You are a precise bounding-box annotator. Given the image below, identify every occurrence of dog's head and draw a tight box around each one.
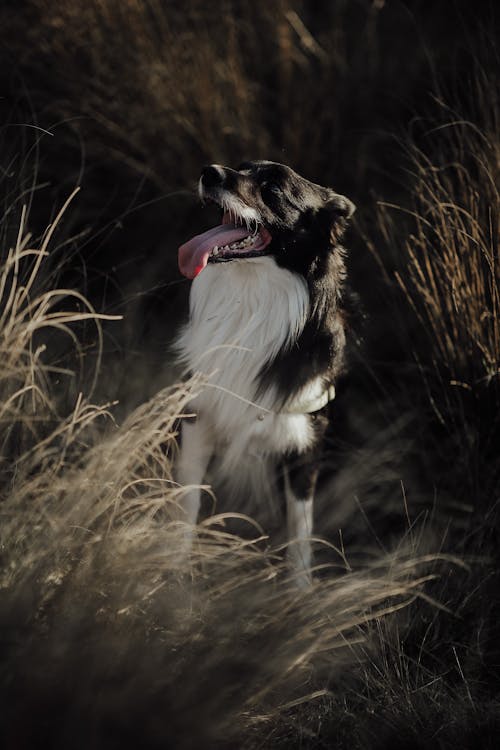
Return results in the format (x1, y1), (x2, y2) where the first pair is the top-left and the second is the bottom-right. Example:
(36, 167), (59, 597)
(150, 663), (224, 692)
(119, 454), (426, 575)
(178, 160), (355, 279)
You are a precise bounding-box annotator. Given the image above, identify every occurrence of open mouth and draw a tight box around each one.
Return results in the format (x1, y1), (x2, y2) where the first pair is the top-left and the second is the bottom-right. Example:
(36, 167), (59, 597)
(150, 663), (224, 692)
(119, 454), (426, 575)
(178, 205), (272, 280)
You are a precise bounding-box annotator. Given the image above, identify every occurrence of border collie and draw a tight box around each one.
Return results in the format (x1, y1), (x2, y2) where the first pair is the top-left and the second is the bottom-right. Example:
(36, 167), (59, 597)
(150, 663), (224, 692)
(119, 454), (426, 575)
(175, 160), (354, 586)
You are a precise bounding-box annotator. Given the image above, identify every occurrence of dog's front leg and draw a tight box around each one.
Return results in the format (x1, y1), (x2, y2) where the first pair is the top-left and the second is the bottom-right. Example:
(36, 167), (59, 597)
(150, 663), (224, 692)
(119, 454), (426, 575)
(284, 461), (319, 588)
(176, 414), (213, 558)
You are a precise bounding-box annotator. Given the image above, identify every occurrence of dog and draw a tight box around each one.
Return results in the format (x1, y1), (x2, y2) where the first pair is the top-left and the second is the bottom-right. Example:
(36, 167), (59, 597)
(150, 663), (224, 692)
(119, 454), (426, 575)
(175, 160), (354, 586)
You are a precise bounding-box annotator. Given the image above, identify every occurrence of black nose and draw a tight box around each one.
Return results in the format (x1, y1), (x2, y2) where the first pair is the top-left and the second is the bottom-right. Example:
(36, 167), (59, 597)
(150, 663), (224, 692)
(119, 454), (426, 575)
(201, 164), (225, 188)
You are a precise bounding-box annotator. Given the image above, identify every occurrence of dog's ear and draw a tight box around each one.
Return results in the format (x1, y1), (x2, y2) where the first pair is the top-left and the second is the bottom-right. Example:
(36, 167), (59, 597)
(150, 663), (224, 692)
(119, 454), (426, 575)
(323, 192), (356, 241)
(297, 191), (355, 239)
(325, 192), (356, 220)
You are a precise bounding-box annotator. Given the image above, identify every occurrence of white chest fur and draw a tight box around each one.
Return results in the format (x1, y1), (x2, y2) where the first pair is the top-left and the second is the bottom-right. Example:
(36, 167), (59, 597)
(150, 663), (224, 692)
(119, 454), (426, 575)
(175, 258), (316, 473)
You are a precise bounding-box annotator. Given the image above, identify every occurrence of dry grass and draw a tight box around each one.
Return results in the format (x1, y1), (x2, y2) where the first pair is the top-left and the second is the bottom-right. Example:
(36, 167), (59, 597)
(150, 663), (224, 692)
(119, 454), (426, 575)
(364, 66), (500, 508)
(4, 0), (422, 193)
(0, 189), (120, 478)
(0, 188), (457, 748)
(1, 2), (499, 747)
(394, 111), (499, 391)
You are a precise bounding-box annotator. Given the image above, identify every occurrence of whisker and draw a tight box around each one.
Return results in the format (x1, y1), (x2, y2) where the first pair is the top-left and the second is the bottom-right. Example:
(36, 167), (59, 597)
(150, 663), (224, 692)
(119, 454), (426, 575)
(206, 190), (261, 231)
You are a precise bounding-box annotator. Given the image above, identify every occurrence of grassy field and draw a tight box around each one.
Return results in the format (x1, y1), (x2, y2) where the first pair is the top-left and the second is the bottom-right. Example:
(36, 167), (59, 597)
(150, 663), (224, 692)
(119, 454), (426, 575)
(0, 1), (499, 747)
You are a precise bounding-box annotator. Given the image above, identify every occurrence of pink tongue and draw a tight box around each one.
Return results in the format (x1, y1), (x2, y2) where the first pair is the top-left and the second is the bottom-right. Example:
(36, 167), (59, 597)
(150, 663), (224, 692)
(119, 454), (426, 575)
(178, 223), (252, 279)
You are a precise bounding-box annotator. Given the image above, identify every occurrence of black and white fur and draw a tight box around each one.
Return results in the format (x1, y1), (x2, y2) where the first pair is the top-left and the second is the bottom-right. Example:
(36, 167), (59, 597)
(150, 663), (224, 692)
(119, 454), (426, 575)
(175, 161), (354, 585)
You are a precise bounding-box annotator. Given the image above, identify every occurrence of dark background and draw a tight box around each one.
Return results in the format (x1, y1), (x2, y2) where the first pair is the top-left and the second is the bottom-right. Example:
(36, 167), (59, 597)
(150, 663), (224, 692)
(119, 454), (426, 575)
(1, 1), (499, 747)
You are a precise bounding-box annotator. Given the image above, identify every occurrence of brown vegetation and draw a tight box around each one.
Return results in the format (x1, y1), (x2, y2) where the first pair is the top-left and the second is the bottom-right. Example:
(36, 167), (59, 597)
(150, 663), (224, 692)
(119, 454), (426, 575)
(0, 2), (499, 747)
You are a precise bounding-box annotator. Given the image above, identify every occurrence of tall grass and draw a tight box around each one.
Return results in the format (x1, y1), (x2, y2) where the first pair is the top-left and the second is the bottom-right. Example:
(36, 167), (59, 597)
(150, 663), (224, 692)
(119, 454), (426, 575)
(0, 189), (119, 480)
(369, 78), (500, 510)
(396, 116), (499, 393)
(2, 0), (431, 192)
(1, 2), (499, 747)
(0, 180), (456, 748)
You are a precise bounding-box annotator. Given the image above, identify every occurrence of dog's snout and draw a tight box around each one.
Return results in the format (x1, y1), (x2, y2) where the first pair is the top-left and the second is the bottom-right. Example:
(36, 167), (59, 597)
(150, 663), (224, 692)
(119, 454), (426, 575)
(201, 164), (225, 188)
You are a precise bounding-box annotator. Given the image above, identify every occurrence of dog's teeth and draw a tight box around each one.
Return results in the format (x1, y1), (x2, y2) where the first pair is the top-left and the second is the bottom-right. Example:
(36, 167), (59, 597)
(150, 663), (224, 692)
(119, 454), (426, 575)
(211, 233), (259, 257)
